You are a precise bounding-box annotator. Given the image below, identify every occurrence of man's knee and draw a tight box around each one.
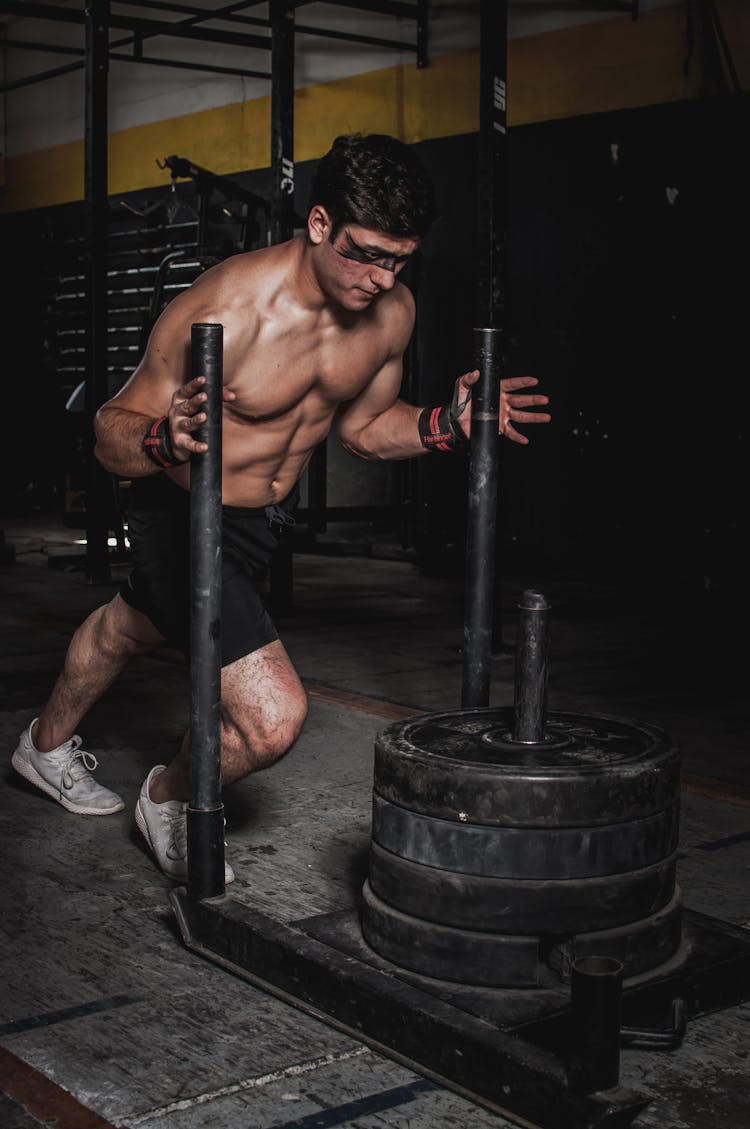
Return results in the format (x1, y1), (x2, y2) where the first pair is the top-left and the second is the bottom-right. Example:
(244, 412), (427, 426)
(257, 689), (308, 767)
(222, 685), (308, 775)
(231, 686), (307, 767)
(220, 641), (308, 777)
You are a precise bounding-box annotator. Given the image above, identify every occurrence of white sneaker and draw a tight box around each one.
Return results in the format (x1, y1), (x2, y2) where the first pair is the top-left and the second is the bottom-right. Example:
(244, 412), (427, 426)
(134, 766), (234, 884)
(12, 720), (125, 816)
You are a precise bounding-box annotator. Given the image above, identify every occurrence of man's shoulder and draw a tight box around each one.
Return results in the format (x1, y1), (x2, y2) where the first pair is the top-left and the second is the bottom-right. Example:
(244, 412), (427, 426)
(200, 245), (277, 282)
(186, 246), (282, 318)
(375, 281), (416, 336)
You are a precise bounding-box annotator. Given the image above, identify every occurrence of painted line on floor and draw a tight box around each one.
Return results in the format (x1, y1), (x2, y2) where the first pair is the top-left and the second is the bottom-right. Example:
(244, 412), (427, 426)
(304, 680), (750, 809)
(302, 679), (420, 721)
(0, 1045), (118, 1129)
(0, 994), (143, 1037)
(694, 829), (750, 852)
(127, 1046), (372, 1124)
(681, 774), (750, 808)
(268, 1078), (439, 1129)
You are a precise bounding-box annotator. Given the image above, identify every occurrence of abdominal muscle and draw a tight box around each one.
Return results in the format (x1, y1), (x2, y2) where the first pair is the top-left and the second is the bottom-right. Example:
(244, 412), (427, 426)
(165, 398), (335, 508)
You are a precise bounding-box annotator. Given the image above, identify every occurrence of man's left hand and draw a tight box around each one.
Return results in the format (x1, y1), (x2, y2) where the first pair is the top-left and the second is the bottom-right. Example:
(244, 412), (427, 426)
(455, 371), (551, 445)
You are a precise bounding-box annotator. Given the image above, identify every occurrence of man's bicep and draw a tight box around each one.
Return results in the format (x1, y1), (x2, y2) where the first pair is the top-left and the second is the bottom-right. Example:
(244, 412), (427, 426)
(103, 303), (193, 417)
(337, 354), (405, 439)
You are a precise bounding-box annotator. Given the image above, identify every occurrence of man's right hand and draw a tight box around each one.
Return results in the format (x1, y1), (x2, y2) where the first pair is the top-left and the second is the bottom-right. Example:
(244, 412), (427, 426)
(168, 375), (236, 459)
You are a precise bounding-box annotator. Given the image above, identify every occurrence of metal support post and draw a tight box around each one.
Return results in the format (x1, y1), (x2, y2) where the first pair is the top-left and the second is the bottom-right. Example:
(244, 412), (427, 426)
(84, 0), (112, 584)
(416, 0), (429, 68)
(477, 0), (508, 327)
(269, 0), (295, 611)
(187, 323), (225, 901)
(467, 0), (508, 656)
(270, 0), (295, 246)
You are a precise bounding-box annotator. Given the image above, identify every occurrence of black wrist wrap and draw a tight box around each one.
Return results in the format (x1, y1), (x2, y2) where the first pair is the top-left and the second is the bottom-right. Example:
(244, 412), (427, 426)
(418, 405), (467, 452)
(143, 416), (182, 468)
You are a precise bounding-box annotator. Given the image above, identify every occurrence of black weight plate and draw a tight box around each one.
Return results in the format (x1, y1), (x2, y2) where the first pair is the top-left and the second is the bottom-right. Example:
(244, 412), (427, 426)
(372, 794), (679, 880)
(360, 880), (542, 987)
(374, 707), (681, 828)
(546, 887), (684, 981)
(368, 841), (678, 935)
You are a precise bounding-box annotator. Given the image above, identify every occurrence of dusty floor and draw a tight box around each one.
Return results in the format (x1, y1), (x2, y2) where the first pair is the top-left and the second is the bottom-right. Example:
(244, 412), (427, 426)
(1, 511), (748, 1128)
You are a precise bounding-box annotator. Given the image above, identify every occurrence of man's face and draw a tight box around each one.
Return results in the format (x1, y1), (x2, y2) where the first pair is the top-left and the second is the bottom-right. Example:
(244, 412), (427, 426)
(310, 210), (419, 310)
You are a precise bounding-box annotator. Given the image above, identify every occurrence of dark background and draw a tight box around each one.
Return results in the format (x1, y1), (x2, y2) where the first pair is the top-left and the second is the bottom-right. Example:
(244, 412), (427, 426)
(2, 91), (747, 604)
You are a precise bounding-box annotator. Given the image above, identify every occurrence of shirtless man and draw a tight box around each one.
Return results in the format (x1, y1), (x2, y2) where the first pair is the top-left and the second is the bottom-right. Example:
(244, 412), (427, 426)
(12, 134), (550, 882)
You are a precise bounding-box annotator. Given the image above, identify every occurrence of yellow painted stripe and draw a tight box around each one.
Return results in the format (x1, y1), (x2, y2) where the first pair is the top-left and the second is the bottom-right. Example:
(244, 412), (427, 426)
(511, 0), (748, 124)
(1, 2), (747, 213)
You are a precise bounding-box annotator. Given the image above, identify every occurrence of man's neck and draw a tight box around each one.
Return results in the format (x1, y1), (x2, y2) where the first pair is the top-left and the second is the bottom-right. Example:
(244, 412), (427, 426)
(282, 234), (333, 314)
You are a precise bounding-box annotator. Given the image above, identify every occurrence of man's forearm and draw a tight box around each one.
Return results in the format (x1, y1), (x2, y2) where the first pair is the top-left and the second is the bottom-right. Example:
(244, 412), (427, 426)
(94, 406), (165, 477)
(340, 400), (426, 461)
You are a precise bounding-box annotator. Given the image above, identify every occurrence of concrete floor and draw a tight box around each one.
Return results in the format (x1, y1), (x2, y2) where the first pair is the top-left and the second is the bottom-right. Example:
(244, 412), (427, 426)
(1, 511), (749, 1129)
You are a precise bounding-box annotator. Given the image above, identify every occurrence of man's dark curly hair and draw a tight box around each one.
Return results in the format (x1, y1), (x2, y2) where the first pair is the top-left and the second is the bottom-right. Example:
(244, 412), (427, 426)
(308, 133), (436, 240)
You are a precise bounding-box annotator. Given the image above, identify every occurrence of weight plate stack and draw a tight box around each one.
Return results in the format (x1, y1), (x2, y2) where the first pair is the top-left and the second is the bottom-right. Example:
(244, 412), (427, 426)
(361, 707), (683, 988)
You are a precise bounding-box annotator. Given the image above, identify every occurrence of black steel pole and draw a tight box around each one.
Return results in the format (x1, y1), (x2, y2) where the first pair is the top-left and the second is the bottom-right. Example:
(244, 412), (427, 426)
(568, 956), (623, 1094)
(512, 590), (549, 743)
(461, 327), (501, 708)
(472, 0), (506, 659)
(476, 0), (507, 328)
(463, 0), (509, 667)
(187, 323), (225, 901)
(416, 0), (429, 69)
(269, 0), (295, 613)
(84, 0), (112, 584)
(270, 0), (295, 247)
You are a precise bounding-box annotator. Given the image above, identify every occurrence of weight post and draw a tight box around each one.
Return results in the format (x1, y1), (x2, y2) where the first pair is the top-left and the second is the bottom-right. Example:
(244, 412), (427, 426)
(512, 589), (550, 744)
(187, 322), (225, 901)
(568, 955), (624, 1094)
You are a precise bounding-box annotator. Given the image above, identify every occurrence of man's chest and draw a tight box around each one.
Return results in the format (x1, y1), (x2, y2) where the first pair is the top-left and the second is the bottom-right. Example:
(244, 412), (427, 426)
(225, 328), (386, 420)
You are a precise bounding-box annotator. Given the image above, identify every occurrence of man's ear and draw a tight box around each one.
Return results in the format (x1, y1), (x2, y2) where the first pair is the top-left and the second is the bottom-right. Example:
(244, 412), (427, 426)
(308, 205), (332, 247)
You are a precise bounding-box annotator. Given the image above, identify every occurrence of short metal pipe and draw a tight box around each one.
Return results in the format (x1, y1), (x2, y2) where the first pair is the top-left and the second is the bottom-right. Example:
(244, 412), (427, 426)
(568, 955), (623, 1094)
(512, 590), (549, 743)
(187, 322), (225, 901)
(461, 326), (502, 708)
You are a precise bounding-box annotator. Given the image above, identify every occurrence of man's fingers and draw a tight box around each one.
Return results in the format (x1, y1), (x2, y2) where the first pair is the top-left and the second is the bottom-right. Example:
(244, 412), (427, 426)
(503, 424), (530, 445)
(178, 375), (234, 405)
(179, 375), (206, 396)
(501, 375), (539, 391)
(173, 431), (208, 455)
(510, 410), (551, 425)
(507, 397), (549, 412)
(177, 412), (207, 433)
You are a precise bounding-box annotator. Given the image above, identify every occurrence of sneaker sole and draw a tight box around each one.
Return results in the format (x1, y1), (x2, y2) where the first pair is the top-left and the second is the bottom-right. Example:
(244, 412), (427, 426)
(134, 799), (235, 884)
(11, 749), (125, 816)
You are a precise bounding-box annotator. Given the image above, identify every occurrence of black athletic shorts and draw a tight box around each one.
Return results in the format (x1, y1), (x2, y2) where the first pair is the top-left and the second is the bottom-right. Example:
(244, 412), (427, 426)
(120, 474), (298, 667)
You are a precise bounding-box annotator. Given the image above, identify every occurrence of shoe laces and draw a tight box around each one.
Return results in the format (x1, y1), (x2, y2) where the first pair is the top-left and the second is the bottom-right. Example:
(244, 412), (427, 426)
(61, 736), (99, 789)
(160, 801), (187, 862)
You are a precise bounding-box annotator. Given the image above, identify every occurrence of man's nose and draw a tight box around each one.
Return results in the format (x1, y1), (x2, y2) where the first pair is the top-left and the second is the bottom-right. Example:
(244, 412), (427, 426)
(371, 265), (396, 290)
